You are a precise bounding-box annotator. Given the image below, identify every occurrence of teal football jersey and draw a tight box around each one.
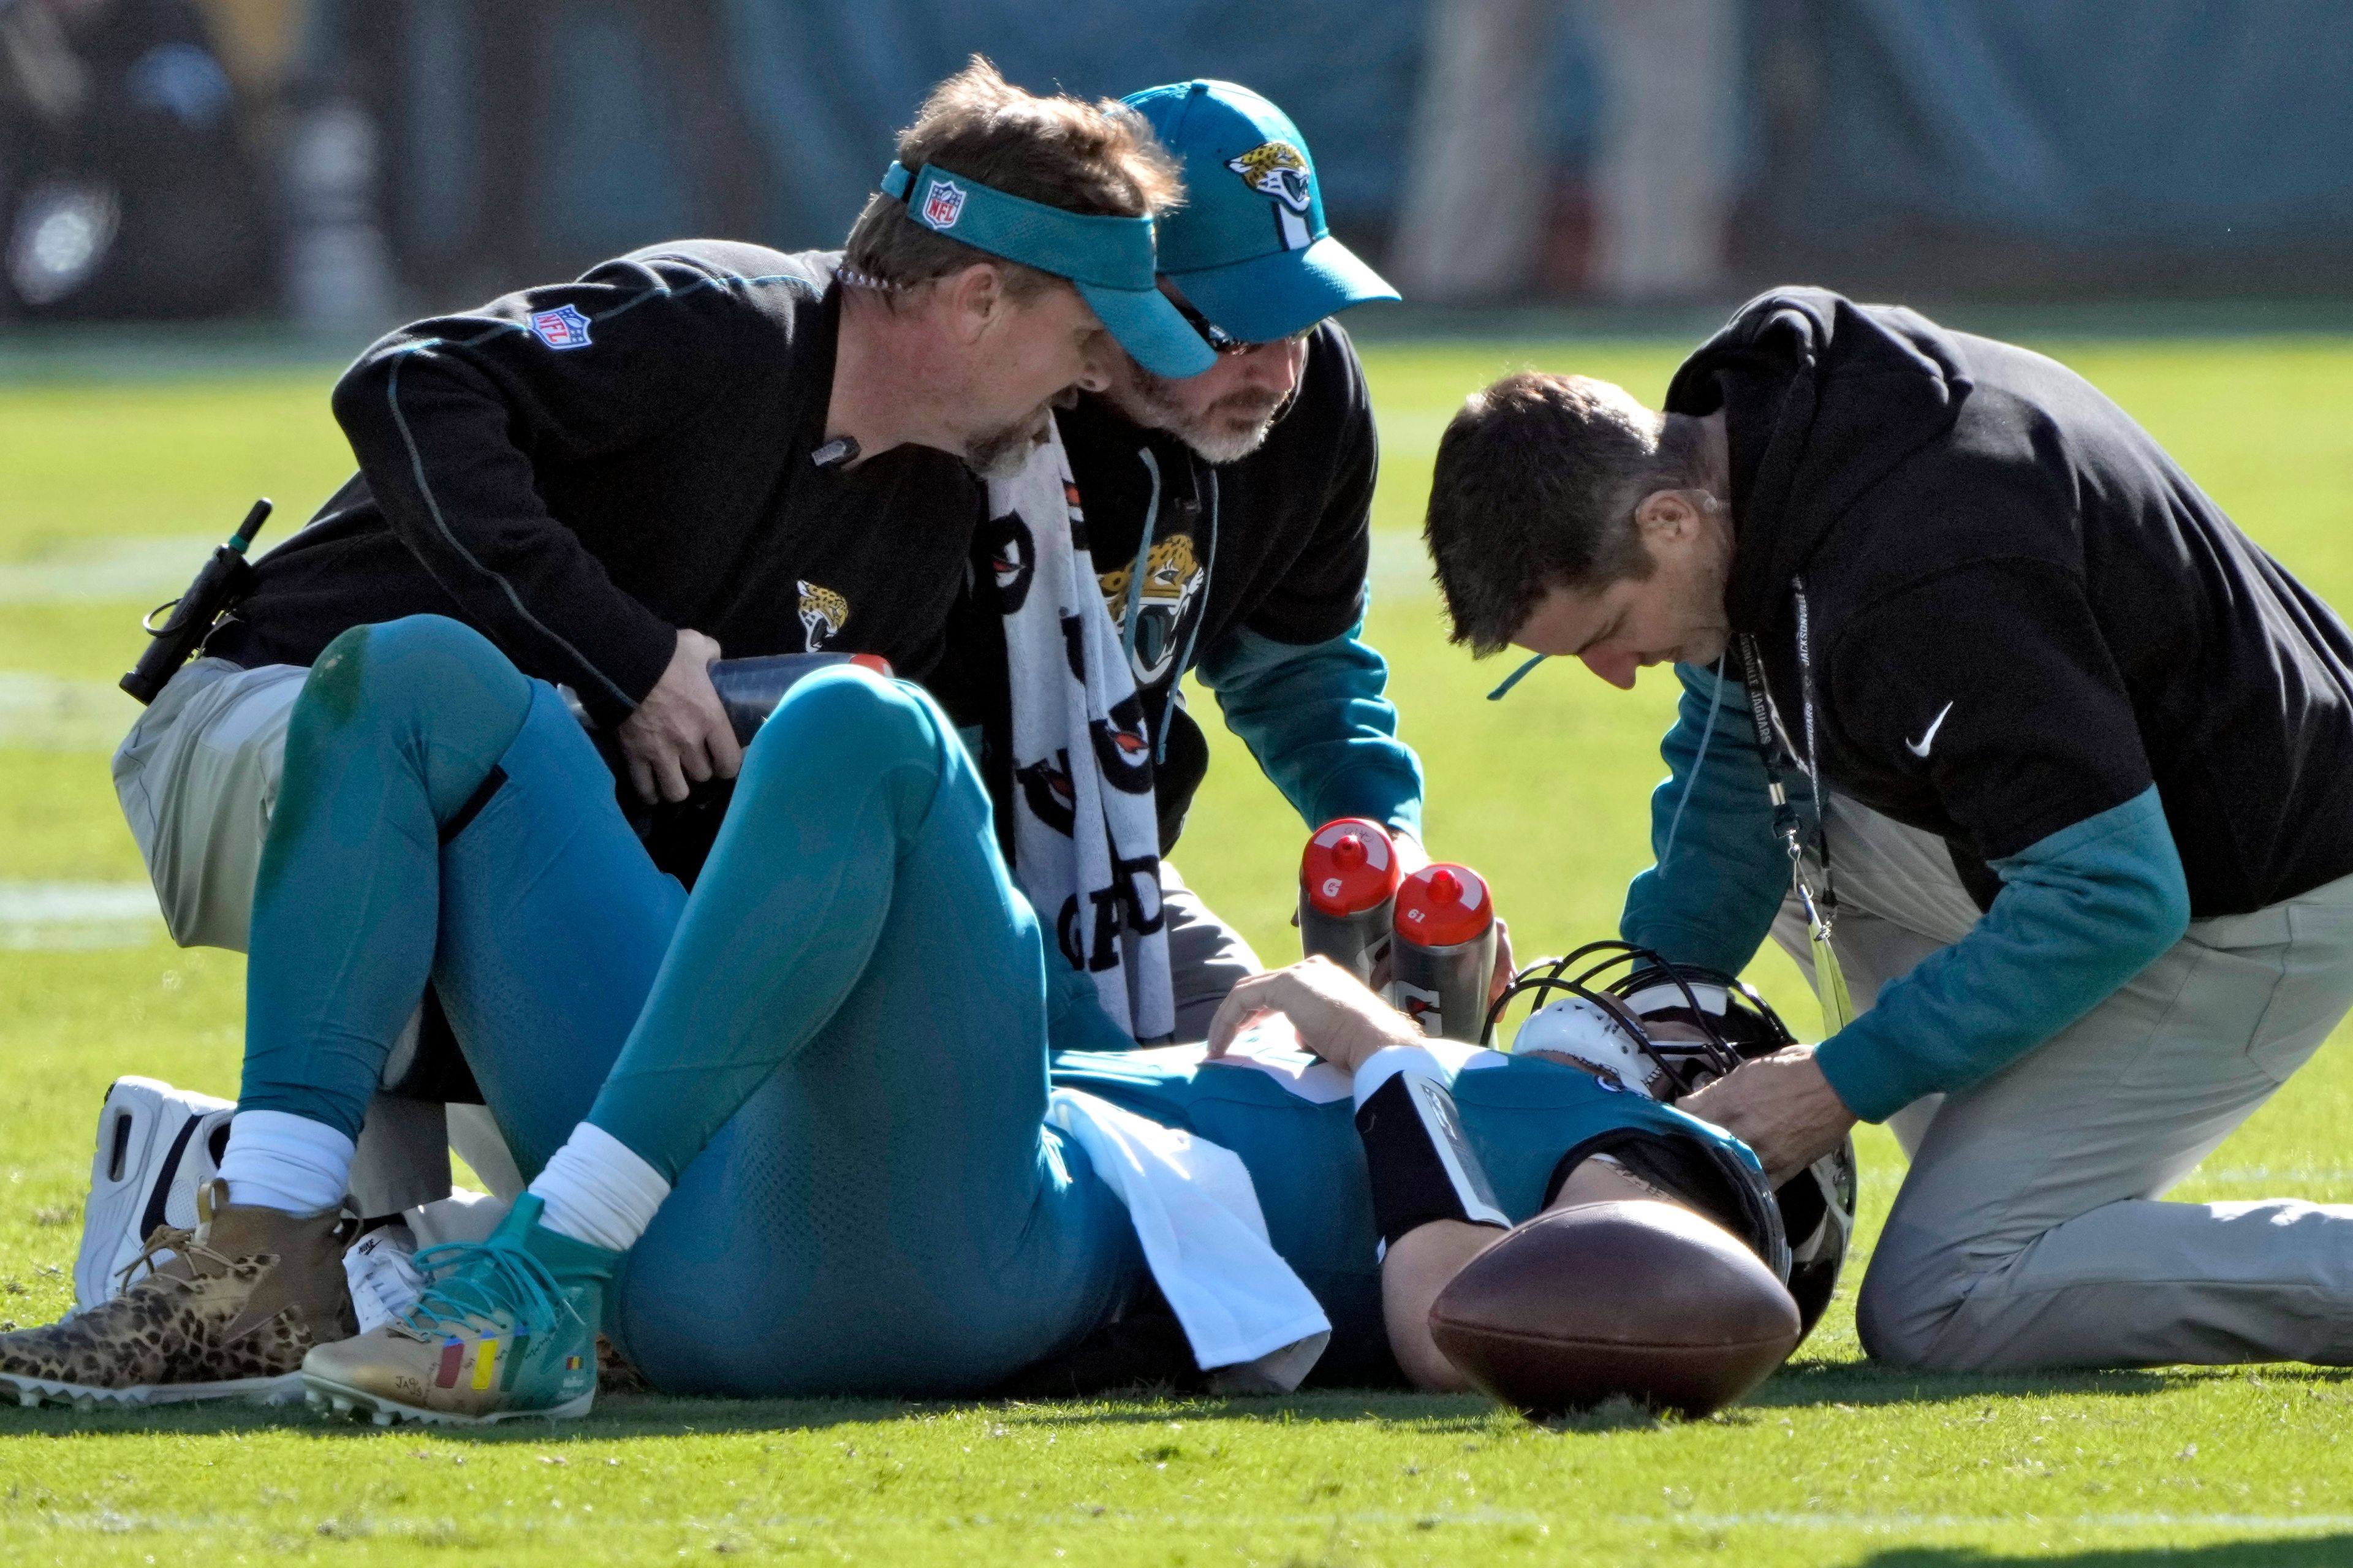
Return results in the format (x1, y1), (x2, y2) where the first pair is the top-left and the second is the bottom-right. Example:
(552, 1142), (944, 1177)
(1047, 1035), (1762, 1383)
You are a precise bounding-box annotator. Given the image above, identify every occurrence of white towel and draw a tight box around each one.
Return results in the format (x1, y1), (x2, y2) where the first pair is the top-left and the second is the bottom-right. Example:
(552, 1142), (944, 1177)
(1047, 1087), (1330, 1392)
(990, 426), (1175, 1042)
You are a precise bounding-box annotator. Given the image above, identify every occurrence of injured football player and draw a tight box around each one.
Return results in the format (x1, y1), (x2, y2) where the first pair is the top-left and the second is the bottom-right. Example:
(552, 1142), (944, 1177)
(0, 614), (1802, 1422)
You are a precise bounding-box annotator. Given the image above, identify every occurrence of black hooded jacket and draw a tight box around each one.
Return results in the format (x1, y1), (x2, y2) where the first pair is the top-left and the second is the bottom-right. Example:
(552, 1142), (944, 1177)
(208, 243), (983, 723)
(1670, 289), (2353, 917)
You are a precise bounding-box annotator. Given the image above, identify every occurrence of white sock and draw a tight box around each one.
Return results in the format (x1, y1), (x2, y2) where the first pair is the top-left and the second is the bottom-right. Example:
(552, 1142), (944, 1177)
(218, 1110), (356, 1214)
(526, 1123), (670, 1252)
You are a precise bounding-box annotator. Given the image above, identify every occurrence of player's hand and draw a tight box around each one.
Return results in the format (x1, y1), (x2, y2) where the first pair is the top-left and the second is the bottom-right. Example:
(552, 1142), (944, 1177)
(1207, 956), (1423, 1075)
(615, 628), (743, 804)
(1677, 1044), (1855, 1184)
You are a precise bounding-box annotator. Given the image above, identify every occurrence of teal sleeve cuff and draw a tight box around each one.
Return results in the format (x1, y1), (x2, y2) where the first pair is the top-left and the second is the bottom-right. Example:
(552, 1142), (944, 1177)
(1618, 662), (1794, 974)
(1814, 784), (2190, 1122)
(1194, 623), (1426, 837)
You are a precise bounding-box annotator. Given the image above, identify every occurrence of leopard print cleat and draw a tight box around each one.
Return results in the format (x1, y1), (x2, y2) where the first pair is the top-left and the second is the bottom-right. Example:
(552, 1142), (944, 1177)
(0, 1179), (358, 1409)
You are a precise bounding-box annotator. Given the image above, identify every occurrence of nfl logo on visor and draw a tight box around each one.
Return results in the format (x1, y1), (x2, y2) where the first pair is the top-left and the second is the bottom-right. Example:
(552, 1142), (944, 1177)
(528, 304), (593, 350)
(921, 178), (968, 230)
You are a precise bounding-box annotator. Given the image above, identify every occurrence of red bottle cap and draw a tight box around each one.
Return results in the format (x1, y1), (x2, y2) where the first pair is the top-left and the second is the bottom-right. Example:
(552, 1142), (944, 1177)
(1302, 817), (1401, 916)
(1395, 862), (1493, 947)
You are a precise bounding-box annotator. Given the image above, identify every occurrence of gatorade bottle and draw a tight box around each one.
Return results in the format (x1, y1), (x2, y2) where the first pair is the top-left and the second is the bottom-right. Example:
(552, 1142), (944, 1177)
(708, 653), (892, 744)
(1391, 863), (1498, 1043)
(558, 652), (895, 855)
(1299, 818), (1403, 985)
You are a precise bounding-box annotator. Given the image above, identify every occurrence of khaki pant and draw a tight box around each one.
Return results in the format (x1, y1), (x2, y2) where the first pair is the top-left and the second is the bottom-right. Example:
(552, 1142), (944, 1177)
(1772, 795), (2353, 1371)
(113, 657), (306, 952)
(1161, 862), (1264, 1043)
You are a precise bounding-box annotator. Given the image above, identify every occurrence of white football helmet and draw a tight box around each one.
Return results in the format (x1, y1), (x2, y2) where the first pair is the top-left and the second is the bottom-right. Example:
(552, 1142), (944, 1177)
(1510, 996), (1674, 1099)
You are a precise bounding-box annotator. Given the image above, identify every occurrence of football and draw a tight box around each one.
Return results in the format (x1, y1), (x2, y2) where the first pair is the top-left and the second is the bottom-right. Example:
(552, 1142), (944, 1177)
(1428, 1199), (1803, 1417)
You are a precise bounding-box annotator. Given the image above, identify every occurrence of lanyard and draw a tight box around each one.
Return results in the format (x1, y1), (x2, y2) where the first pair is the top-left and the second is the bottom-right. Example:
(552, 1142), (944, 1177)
(1735, 580), (1855, 1034)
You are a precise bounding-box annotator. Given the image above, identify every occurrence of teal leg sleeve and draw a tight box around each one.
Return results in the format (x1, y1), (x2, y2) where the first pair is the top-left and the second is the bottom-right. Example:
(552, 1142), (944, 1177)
(241, 616), (536, 1136)
(426, 687), (688, 1175)
(242, 613), (683, 1153)
(598, 669), (1140, 1396)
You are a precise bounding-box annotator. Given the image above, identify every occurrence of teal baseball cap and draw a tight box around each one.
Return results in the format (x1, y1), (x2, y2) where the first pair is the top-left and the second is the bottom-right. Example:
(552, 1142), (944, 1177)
(1121, 80), (1398, 345)
(878, 161), (1214, 379)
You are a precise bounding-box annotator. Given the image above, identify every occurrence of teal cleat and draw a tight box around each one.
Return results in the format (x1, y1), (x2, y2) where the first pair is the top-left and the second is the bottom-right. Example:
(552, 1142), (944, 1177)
(301, 1194), (616, 1425)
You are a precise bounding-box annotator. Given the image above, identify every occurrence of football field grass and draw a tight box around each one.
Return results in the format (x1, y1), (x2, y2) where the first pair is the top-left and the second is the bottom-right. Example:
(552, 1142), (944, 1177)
(5, 327), (2353, 1563)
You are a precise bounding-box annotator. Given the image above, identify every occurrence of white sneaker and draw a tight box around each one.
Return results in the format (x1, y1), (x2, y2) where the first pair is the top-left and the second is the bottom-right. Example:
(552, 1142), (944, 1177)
(342, 1224), (425, 1333)
(72, 1077), (235, 1312)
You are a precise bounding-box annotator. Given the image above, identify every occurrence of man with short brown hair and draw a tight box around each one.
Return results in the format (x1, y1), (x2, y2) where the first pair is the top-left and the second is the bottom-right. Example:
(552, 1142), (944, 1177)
(1422, 290), (2353, 1374)
(842, 61), (1179, 300)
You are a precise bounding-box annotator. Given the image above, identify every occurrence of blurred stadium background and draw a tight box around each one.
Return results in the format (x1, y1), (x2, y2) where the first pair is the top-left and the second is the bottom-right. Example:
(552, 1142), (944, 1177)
(6, 0), (2353, 333)
(7, 10), (2353, 1553)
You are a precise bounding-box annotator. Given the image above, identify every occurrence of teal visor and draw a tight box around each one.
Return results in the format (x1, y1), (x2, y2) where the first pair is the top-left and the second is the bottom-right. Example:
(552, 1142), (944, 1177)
(879, 161), (1215, 379)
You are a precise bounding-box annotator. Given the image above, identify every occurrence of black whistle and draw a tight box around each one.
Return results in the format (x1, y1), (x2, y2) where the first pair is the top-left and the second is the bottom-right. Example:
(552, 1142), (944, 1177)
(119, 499), (272, 706)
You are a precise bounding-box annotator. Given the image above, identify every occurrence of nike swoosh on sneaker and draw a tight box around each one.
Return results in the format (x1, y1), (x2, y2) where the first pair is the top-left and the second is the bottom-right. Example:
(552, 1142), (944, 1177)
(1906, 702), (1955, 759)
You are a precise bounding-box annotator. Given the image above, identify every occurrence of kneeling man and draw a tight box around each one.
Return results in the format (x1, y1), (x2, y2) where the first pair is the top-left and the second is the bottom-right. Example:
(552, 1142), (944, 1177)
(1425, 289), (2353, 1373)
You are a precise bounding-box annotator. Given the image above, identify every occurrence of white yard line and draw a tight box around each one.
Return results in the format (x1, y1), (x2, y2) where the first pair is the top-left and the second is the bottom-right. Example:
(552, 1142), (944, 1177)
(0, 881), (162, 950)
(1626, 1512), (2353, 1532)
(0, 536), (214, 605)
(0, 672), (136, 752)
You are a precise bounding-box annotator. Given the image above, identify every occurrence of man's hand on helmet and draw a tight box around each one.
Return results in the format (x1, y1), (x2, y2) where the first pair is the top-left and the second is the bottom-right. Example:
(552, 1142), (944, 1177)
(1677, 1045), (1857, 1184)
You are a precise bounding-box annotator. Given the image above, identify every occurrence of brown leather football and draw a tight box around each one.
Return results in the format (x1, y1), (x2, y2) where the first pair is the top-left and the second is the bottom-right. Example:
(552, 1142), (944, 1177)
(1428, 1199), (1802, 1418)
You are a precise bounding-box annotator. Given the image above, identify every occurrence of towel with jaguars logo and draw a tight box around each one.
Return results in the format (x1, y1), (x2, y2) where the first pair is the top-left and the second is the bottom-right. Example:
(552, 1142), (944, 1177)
(987, 425), (1175, 1042)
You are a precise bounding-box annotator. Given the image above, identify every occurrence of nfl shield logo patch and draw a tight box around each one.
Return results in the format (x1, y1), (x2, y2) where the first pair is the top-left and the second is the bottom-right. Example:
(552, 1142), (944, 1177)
(528, 304), (593, 350)
(920, 178), (968, 231)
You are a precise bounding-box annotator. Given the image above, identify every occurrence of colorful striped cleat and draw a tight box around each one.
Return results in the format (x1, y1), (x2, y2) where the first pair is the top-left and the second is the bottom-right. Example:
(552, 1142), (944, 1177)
(300, 1194), (613, 1425)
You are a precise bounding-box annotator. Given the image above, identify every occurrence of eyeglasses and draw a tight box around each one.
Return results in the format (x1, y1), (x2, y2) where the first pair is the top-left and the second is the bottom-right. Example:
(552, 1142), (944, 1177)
(1168, 294), (1316, 358)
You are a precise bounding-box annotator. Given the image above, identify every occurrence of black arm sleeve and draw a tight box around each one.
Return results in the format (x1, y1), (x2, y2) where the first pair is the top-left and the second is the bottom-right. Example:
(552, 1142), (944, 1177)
(1237, 324), (1379, 646)
(330, 251), (790, 719)
(1833, 558), (2153, 862)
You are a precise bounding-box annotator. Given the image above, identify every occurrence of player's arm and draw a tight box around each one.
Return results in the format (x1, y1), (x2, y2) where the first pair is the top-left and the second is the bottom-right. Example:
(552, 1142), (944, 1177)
(1686, 561), (2189, 1175)
(1044, 954), (1143, 1054)
(1194, 617), (1423, 841)
(1808, 564), (2187, 1122)
(330, 252), (761, 730)
(1616, 660), (1794, 975)
(1207, 964), (1515, 1389)
(1192, 338), (1424, 844)
(1379, 1152), (1681, 1389)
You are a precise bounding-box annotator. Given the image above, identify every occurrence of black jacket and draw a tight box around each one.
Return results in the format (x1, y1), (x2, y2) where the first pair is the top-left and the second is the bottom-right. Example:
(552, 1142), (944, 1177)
(928, 320), (1382, 852)
(210, 243), (983, 719)
(1673, 288), (2353, 916)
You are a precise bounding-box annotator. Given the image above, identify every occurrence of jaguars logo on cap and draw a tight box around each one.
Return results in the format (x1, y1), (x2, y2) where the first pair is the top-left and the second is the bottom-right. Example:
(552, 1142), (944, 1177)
(1227, 141), (1315, 251)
